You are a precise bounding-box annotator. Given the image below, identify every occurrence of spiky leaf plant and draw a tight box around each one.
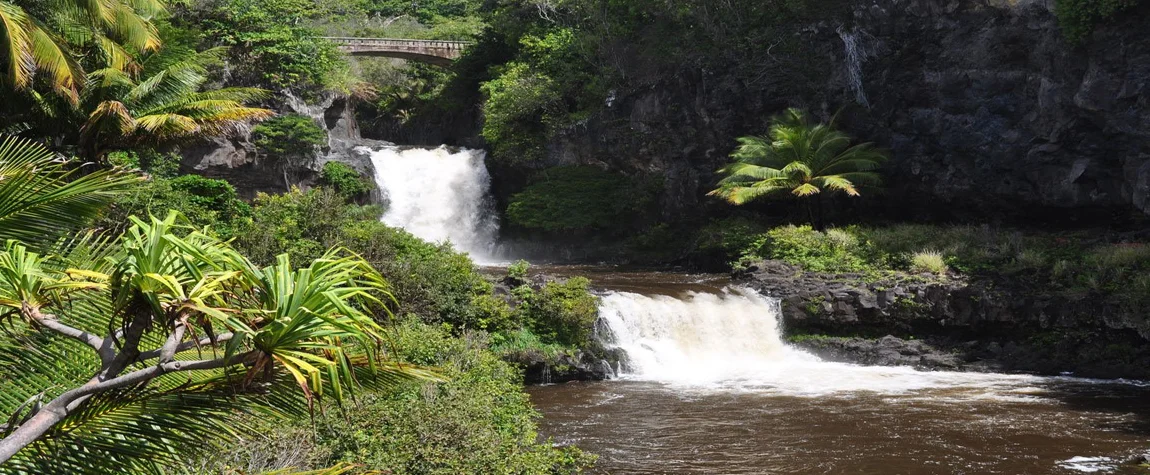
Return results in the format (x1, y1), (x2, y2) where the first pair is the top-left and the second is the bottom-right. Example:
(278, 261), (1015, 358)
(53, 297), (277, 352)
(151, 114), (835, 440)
(0, 212), (435, 471)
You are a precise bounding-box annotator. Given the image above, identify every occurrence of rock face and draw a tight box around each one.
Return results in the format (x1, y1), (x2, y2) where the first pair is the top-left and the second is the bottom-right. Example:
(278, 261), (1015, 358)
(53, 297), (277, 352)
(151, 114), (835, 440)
(739, 259), (1150, 379)
(544, 0), (1150, 222)
(181, 91), (389, 198)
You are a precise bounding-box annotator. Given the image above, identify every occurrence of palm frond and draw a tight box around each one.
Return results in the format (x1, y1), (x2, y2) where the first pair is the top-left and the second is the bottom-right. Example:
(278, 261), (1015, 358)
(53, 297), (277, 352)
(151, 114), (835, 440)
(0, 135), (138, 246)
(710, 107), (889, 207)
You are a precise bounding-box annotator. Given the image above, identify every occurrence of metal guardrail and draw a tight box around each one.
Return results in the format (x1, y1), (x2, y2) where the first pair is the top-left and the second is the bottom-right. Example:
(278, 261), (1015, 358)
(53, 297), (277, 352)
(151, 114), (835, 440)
(318, 37), (472, 51)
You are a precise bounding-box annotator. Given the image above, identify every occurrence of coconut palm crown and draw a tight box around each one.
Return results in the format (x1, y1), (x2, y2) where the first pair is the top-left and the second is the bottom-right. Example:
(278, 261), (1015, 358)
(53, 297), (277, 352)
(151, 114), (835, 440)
(708, 108), (888, 214)
(1, 0), (165, 101)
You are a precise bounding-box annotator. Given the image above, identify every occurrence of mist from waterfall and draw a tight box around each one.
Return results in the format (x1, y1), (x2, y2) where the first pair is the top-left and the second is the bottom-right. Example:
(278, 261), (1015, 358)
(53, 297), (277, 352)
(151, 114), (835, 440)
(596, 288), (1043, 396)
(369, 146), (501, 263)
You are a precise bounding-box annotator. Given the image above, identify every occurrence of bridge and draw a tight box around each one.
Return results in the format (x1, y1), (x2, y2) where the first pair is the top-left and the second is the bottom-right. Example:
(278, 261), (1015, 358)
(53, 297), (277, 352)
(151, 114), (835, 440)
(321, 37), (471, 66)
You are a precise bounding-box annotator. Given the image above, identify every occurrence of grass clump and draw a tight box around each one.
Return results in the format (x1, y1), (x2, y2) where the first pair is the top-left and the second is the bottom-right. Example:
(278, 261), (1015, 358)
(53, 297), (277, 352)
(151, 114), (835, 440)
(910, 250), (948, 276)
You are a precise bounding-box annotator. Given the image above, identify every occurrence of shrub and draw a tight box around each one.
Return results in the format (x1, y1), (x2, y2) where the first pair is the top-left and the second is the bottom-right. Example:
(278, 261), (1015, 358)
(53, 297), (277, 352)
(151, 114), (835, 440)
(506, 166), (659, 233)
(507, 259), (530, 284)
(234, 187), (350, 264)
(97, 174), (251, 238)
(319, 161), (372, 199)
(107, 149), (181, 178)
(339, 219), (511, 331)
(910, 250), (948, 276)
(480, 62), (563, 162)
(194, 320), (595, 474)
(317, 321), (596, 474)
(253, 114), (327, 161)
(747, 225), (871, 274)
(519, 277), (600, 347)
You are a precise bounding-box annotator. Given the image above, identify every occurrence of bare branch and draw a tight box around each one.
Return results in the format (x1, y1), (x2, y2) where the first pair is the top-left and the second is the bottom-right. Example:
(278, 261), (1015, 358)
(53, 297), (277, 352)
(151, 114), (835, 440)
(25, 308), (111, 362)
(136, 332), (235, 363)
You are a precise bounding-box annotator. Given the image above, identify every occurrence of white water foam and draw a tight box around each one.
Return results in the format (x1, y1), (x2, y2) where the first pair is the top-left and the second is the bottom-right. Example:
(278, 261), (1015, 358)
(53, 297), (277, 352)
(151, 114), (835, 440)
(596, 288), (1044, 397)
(1057, 456), (1118, 473)
(369, 146), (501, 263)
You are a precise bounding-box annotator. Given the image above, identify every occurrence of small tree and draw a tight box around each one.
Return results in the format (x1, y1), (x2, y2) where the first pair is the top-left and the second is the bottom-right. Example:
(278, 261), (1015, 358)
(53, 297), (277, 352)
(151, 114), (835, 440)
(253, 114), (328, 190)
(708, 108), (887, 229)
(0, 212), (433, 469)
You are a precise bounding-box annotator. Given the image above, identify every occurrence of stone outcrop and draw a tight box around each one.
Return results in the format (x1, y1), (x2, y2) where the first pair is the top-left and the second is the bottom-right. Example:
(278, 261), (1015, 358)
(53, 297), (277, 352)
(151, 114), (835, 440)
(180, 91), (389, 198)
(739, 259), (1150, 379)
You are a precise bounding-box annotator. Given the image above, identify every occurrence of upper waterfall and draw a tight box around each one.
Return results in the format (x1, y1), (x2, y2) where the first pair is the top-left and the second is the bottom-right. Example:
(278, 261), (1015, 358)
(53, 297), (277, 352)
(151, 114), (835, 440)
(369, 146), (500, 262)
(596, 288), (1042, 396)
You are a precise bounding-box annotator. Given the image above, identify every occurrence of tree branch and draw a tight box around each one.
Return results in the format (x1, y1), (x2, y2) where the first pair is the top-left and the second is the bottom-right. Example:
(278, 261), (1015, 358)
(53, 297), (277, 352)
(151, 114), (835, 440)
(136, 332), (234, 363)
(158, 322), (187, 364)
(0, 350), (257, 463)
(25, 307), (112, 363)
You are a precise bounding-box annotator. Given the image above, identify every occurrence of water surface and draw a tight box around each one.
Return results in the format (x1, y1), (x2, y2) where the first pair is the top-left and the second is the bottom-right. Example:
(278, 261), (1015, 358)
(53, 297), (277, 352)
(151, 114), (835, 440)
(530, 379), (1150, 474)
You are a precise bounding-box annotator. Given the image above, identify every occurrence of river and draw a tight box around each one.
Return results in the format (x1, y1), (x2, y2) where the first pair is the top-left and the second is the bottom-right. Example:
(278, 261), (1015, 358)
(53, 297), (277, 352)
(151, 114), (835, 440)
(367, 145), (1150, 474)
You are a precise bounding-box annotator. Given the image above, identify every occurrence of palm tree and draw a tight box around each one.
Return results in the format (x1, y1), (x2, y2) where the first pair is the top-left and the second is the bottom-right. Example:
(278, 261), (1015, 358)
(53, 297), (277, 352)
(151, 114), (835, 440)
(708, 108), (887, 229)
(0, 212), (435, 469)
(0, 0), (164, 100)
(79, 48), (274, 158)
(0, 135), (138, 246)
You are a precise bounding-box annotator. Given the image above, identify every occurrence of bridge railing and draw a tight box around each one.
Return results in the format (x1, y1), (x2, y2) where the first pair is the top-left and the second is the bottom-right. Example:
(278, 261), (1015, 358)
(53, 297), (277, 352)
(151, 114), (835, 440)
(318, 37), (472, 51)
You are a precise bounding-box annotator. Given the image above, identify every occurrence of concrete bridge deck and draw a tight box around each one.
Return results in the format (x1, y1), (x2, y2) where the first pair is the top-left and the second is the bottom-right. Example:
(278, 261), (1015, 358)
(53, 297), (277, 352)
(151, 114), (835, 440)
(321, 37), (471, 66)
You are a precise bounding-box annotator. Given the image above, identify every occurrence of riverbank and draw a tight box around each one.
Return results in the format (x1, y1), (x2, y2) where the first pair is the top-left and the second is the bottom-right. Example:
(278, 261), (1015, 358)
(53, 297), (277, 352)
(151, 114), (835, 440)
(738, 258), (1150, 380)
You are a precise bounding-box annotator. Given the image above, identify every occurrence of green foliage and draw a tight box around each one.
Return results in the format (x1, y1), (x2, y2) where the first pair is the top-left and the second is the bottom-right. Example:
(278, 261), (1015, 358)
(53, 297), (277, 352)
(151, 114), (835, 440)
(319, 161), (373, 199)
(0, 212), (429, 471)
(479, 27), (606, 163)
(518, 277), (600, 347)
(910, 250), (948, 276)
(737, 223), (1150, 308)
(489, 328), (572, 365)
(234, 187), (353, 264)
(506, 166), (658, 233)
(253, 114), (328, 161)
(709, 109), (887, 227)
(107, 149), (182, 178)
(0, 135), (137, 247)
(693, 217), (772, 265)
(98, 175), (252, 239)
(1054, 0), (1141, 43)
(480, 62), (563, 162)
(314, 321), (595, 474)
(746, 225), (871, 274)
(196, 0), (347, 89)
(363, 0), (482, 22)
(202, 320), (594, 473)
(507, 259), (530, 282)
(77, 47), (273, 159)
(233, 188), (514, 332)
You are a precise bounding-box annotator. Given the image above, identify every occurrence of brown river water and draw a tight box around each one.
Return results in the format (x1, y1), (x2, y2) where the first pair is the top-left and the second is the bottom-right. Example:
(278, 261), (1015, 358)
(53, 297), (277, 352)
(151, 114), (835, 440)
(522, 266), (1150, 475)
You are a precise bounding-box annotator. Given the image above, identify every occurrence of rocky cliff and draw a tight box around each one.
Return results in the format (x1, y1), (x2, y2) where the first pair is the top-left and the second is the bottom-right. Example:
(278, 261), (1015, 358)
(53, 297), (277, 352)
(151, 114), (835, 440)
(180, 92), (386, 198)
(543, 0), (1150, 223)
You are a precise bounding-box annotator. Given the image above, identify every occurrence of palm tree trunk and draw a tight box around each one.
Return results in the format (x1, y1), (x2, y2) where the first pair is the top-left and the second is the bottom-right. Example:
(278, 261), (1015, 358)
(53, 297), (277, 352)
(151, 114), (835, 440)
(805, 198), (817, 228)
(816, 193), (825, 231)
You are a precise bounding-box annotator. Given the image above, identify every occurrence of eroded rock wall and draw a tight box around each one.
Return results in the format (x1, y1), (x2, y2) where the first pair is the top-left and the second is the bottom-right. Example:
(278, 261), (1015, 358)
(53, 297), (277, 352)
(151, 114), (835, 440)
(546, 0), (1150, 222)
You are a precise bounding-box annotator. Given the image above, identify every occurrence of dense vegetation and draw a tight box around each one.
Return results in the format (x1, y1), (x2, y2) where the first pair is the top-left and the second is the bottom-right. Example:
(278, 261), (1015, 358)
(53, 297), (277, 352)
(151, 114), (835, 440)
(0, 133), (599, 473)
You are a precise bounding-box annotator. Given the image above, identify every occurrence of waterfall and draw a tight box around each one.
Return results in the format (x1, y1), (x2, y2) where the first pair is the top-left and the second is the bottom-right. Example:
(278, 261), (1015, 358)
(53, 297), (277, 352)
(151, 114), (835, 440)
(838, 26), (870, 108)
(596, 288), (1041, 395)
(369, 146), (501, 263)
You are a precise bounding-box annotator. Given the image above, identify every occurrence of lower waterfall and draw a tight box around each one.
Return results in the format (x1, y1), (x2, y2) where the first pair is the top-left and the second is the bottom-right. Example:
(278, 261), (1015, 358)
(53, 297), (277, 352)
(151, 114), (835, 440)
(596, 288), (1042, 396)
